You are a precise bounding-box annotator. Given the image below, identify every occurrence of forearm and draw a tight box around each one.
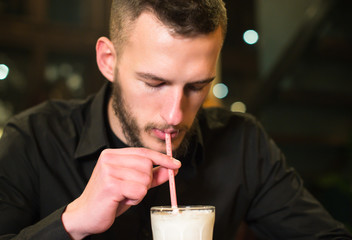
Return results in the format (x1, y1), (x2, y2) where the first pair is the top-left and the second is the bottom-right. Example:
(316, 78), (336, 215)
(0, 207), (71, 240)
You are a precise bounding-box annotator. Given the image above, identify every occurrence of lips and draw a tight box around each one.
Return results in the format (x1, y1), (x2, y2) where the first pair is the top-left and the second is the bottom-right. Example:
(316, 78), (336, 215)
(152, 128), (180, 140)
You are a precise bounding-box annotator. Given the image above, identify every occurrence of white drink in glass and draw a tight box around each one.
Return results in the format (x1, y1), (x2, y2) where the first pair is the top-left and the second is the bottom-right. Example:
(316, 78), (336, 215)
(150, 206), (215, 240)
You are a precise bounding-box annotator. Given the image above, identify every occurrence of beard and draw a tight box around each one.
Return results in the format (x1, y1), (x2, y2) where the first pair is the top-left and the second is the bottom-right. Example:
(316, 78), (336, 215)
(111, 70), (197, 158)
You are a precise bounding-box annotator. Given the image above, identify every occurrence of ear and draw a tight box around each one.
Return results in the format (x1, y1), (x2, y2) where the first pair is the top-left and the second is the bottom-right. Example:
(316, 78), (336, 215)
(96, 37), (116, 82)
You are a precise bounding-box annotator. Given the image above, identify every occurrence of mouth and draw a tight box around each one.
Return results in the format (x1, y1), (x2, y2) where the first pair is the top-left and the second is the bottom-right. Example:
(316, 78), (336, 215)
(152, 128), (180, 141)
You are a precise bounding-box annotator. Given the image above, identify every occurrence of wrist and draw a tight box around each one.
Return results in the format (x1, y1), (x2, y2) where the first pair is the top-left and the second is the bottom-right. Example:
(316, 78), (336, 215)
(61, 202), (90, 240)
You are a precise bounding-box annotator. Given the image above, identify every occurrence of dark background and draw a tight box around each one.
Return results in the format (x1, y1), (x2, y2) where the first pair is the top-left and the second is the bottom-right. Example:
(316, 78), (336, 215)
(0, 0), (351, 232)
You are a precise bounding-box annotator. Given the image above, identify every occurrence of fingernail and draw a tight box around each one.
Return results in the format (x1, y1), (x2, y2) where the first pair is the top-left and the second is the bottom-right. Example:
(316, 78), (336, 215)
(172, 158), (181, 166)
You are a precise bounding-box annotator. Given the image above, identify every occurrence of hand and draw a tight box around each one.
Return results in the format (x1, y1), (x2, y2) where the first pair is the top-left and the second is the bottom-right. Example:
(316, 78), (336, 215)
(61, 147), (181, 239)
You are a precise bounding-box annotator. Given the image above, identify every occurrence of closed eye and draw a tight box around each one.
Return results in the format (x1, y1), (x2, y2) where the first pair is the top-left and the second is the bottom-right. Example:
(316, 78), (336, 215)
(186, 82), (209, 92)
(185, 78), (214, 92)
(136, 71), (215, 92)
(144, 79), (165, 88)
(136, 72), (167, 89)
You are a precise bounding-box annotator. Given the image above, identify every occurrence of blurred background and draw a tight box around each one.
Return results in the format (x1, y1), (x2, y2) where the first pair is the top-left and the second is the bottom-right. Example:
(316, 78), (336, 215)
(0, 0), (351, 232)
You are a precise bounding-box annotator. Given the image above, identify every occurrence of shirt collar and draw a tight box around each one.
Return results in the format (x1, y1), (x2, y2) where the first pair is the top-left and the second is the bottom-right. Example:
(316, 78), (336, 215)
(74, 83), (111, 159)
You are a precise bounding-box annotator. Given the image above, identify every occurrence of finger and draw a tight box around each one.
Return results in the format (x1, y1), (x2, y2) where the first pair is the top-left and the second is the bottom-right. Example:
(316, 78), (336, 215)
(103, 153), (154, 173)
(104, 148), (182, 169)
(113, 167), (153, 188)
(150, 166), (179, 188)
(116, 181), (148, 205)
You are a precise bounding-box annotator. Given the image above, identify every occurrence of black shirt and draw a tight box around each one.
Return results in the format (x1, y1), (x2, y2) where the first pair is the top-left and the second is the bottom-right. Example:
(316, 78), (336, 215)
(0, 83), (351, 239)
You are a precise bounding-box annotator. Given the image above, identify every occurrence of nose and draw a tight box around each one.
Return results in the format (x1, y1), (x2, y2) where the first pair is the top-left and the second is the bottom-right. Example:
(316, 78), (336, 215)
(161, 88), (185, 126)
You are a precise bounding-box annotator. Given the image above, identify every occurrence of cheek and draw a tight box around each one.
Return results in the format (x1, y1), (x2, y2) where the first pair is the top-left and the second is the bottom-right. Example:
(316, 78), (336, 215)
(118, 70), (156, 110)
(192, 87), (211, 109)
(132, 85), (160, 109)
(124, 86), (161, 121)
(183, 93), (209, 124)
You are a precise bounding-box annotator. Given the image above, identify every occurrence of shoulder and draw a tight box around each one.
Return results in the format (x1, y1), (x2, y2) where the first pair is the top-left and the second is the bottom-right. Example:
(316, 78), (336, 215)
(14, 97), (91, 121)
(198, 107), (260, 131)
(197, 107), (271, 150)
(0, 97), (95, 166)
(2, 96), (94, 144)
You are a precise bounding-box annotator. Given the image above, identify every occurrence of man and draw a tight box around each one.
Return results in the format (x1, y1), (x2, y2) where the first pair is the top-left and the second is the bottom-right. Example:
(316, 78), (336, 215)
(0, 0), (351, 239)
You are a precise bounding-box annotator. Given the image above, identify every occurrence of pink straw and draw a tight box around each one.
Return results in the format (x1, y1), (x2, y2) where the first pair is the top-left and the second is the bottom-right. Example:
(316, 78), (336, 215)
(165, 133), (178, 208)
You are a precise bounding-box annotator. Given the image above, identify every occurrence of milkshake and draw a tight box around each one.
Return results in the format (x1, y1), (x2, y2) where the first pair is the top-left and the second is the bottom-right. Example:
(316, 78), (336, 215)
(150, 206), (215, 240)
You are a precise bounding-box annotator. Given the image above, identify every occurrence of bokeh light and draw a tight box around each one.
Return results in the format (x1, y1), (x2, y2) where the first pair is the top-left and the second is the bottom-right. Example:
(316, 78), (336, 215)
(212, 83), (228, 99)
(0, 64), (9, 80)
(231, 101), (247, 113)
(243, 30), (259, 45)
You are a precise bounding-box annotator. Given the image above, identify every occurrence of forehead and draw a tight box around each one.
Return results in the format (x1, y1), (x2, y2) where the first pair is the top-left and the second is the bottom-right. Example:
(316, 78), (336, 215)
(116, 11), (223, 83)
(123, 11), (223, 57)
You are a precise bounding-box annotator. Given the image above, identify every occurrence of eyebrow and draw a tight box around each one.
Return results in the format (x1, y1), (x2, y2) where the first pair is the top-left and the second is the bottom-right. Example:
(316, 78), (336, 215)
(136, 72), (216, 84)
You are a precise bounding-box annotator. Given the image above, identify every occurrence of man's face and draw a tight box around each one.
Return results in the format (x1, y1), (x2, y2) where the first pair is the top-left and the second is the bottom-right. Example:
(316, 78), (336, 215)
(109, 12), (223, 154)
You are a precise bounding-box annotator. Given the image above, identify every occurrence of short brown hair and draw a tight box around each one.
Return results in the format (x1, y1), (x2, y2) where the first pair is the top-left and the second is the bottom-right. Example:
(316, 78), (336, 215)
(109, 0), (227, 53)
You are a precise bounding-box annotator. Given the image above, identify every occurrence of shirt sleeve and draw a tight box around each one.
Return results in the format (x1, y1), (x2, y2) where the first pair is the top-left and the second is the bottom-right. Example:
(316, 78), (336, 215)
(244, 121), (352, 239)
(0, 207), (71, 240)
(0, 122), (71, 239)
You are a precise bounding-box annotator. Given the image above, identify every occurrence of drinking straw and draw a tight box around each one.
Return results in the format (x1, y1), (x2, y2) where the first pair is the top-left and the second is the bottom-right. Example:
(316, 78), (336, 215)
(165, 133), (178, 208)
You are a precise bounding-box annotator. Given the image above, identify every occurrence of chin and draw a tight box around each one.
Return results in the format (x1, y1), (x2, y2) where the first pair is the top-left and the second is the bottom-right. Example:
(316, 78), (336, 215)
(141, 138), (166, 153)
